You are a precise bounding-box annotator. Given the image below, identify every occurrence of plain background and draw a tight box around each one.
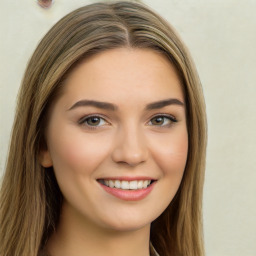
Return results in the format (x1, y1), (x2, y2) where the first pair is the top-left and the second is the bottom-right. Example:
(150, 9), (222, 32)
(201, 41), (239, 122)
(0, 0), (255, 255)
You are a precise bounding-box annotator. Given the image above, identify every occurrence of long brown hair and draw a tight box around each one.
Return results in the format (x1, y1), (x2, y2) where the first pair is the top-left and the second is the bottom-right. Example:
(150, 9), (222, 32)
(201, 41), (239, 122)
(0, 2), (207, 256)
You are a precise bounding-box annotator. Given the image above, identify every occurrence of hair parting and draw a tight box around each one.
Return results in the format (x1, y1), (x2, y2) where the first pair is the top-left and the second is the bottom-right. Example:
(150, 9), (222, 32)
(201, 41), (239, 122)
(0, 2), (207, 256)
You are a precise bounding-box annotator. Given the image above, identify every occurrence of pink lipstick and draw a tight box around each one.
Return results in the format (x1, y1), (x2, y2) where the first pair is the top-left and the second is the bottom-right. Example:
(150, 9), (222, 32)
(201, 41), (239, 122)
(97, 177), (156, 201)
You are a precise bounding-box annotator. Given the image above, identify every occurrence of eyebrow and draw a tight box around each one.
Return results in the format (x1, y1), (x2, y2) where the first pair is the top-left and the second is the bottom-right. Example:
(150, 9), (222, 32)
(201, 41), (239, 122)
(145, 98), (184, 110)
(68, 100), (117, 111)
(68, 98), (184, 111)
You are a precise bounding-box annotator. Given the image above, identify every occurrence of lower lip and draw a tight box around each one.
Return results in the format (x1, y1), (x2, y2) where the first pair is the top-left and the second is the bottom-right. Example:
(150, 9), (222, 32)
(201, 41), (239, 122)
(99, 182), (156, 201)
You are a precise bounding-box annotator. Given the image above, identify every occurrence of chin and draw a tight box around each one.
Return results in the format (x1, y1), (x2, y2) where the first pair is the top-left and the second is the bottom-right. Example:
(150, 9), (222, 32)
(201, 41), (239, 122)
(97, 211), (156, 232)
(104, 220), (150, 233)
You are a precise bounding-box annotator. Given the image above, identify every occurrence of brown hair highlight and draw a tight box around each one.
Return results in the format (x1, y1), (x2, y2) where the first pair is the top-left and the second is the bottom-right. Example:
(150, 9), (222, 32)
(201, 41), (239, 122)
(0, 2), (207, 256)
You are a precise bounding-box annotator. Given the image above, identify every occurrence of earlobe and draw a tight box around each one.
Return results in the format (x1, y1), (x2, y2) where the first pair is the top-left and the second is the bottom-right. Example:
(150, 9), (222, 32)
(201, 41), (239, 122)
(39, 150), (53, 168)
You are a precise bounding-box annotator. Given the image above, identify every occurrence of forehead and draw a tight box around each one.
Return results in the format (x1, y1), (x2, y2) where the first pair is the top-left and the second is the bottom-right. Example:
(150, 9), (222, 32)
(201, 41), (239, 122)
(61, 48), (184, 106)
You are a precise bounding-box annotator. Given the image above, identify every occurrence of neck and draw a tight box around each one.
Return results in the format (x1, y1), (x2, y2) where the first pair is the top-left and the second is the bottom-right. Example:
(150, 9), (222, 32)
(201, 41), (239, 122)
(46, 203), (151, 256)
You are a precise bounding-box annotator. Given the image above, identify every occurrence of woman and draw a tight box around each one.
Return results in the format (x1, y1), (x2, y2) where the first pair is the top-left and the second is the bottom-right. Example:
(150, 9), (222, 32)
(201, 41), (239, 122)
(0, 1), (207, 256)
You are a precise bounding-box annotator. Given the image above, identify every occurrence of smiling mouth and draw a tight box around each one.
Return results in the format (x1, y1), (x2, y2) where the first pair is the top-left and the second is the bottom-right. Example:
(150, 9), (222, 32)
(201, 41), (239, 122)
(97, 179), (155, 190)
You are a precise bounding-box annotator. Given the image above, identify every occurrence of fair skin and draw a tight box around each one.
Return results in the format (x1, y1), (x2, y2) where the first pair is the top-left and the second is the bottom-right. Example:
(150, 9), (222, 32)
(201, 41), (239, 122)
(41, 48), (188, 256)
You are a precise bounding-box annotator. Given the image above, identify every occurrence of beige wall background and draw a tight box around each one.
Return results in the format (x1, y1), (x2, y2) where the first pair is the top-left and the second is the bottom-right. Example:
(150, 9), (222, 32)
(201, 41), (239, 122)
(1, 0), (255, 255)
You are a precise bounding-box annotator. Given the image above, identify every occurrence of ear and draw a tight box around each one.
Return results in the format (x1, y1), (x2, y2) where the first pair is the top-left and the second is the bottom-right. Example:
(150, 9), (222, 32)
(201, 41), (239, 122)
(39, 150), (53, 168)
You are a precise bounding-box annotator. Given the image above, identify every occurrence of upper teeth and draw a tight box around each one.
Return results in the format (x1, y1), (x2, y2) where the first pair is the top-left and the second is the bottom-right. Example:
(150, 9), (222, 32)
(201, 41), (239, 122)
(103, 180), (151, 190)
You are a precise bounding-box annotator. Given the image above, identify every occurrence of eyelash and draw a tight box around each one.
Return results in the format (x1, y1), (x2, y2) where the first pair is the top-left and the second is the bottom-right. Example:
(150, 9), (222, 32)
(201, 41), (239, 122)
(78, 114), (177, 130)
(148, 114), (177, 127)
(78, 114), (109, 130)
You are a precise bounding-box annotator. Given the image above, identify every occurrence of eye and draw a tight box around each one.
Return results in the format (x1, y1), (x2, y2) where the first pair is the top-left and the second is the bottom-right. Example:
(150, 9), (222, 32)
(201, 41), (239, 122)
(79, 115), (108, 128)
(148, 115), (177, 127)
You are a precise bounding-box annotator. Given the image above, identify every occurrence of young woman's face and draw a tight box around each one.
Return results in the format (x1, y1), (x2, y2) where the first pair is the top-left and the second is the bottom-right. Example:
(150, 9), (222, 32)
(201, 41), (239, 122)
(41, 48), (188, 231)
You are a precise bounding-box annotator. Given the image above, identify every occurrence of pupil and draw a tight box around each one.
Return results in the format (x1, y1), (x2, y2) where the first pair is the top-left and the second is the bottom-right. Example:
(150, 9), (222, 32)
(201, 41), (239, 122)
(88, 117), (100, 125)
(154, 117), (163, 125)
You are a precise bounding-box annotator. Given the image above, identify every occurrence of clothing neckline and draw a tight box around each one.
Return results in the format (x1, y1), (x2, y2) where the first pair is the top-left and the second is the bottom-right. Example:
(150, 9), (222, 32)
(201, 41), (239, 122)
(150, 242), (160, 256)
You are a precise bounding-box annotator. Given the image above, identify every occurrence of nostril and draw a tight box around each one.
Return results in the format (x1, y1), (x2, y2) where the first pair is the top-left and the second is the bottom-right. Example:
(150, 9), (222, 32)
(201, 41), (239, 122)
(112, 145), (148, 166)
(111, 132), (148, 166)
(116, 158), (146, 167)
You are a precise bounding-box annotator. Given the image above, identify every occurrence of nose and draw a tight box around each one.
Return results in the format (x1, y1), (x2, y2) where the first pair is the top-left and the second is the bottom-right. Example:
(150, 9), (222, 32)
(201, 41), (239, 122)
(111, 126), (148, 167)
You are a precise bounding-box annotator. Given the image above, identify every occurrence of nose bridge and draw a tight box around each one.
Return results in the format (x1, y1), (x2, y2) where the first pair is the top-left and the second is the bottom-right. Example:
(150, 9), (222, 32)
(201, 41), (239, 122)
(111, 122), (148, 166)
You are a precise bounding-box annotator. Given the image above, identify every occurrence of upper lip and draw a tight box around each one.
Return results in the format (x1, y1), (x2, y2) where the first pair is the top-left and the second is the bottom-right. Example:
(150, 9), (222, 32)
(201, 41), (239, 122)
(97, 176), (157, 181)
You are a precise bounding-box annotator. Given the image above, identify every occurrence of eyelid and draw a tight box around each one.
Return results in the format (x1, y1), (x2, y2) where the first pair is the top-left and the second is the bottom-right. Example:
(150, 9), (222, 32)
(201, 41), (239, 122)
(147, 113), (178, 126)
(77, 113), (178, 130)
(78, 114), (110, 128)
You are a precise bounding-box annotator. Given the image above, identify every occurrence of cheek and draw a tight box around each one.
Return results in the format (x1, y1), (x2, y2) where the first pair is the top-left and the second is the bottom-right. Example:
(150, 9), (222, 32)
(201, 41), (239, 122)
(46, 128), (113, 210)
(150, 128), (188, 178)
(47, 127), (112, 177)
(144, 128), (188, 219)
